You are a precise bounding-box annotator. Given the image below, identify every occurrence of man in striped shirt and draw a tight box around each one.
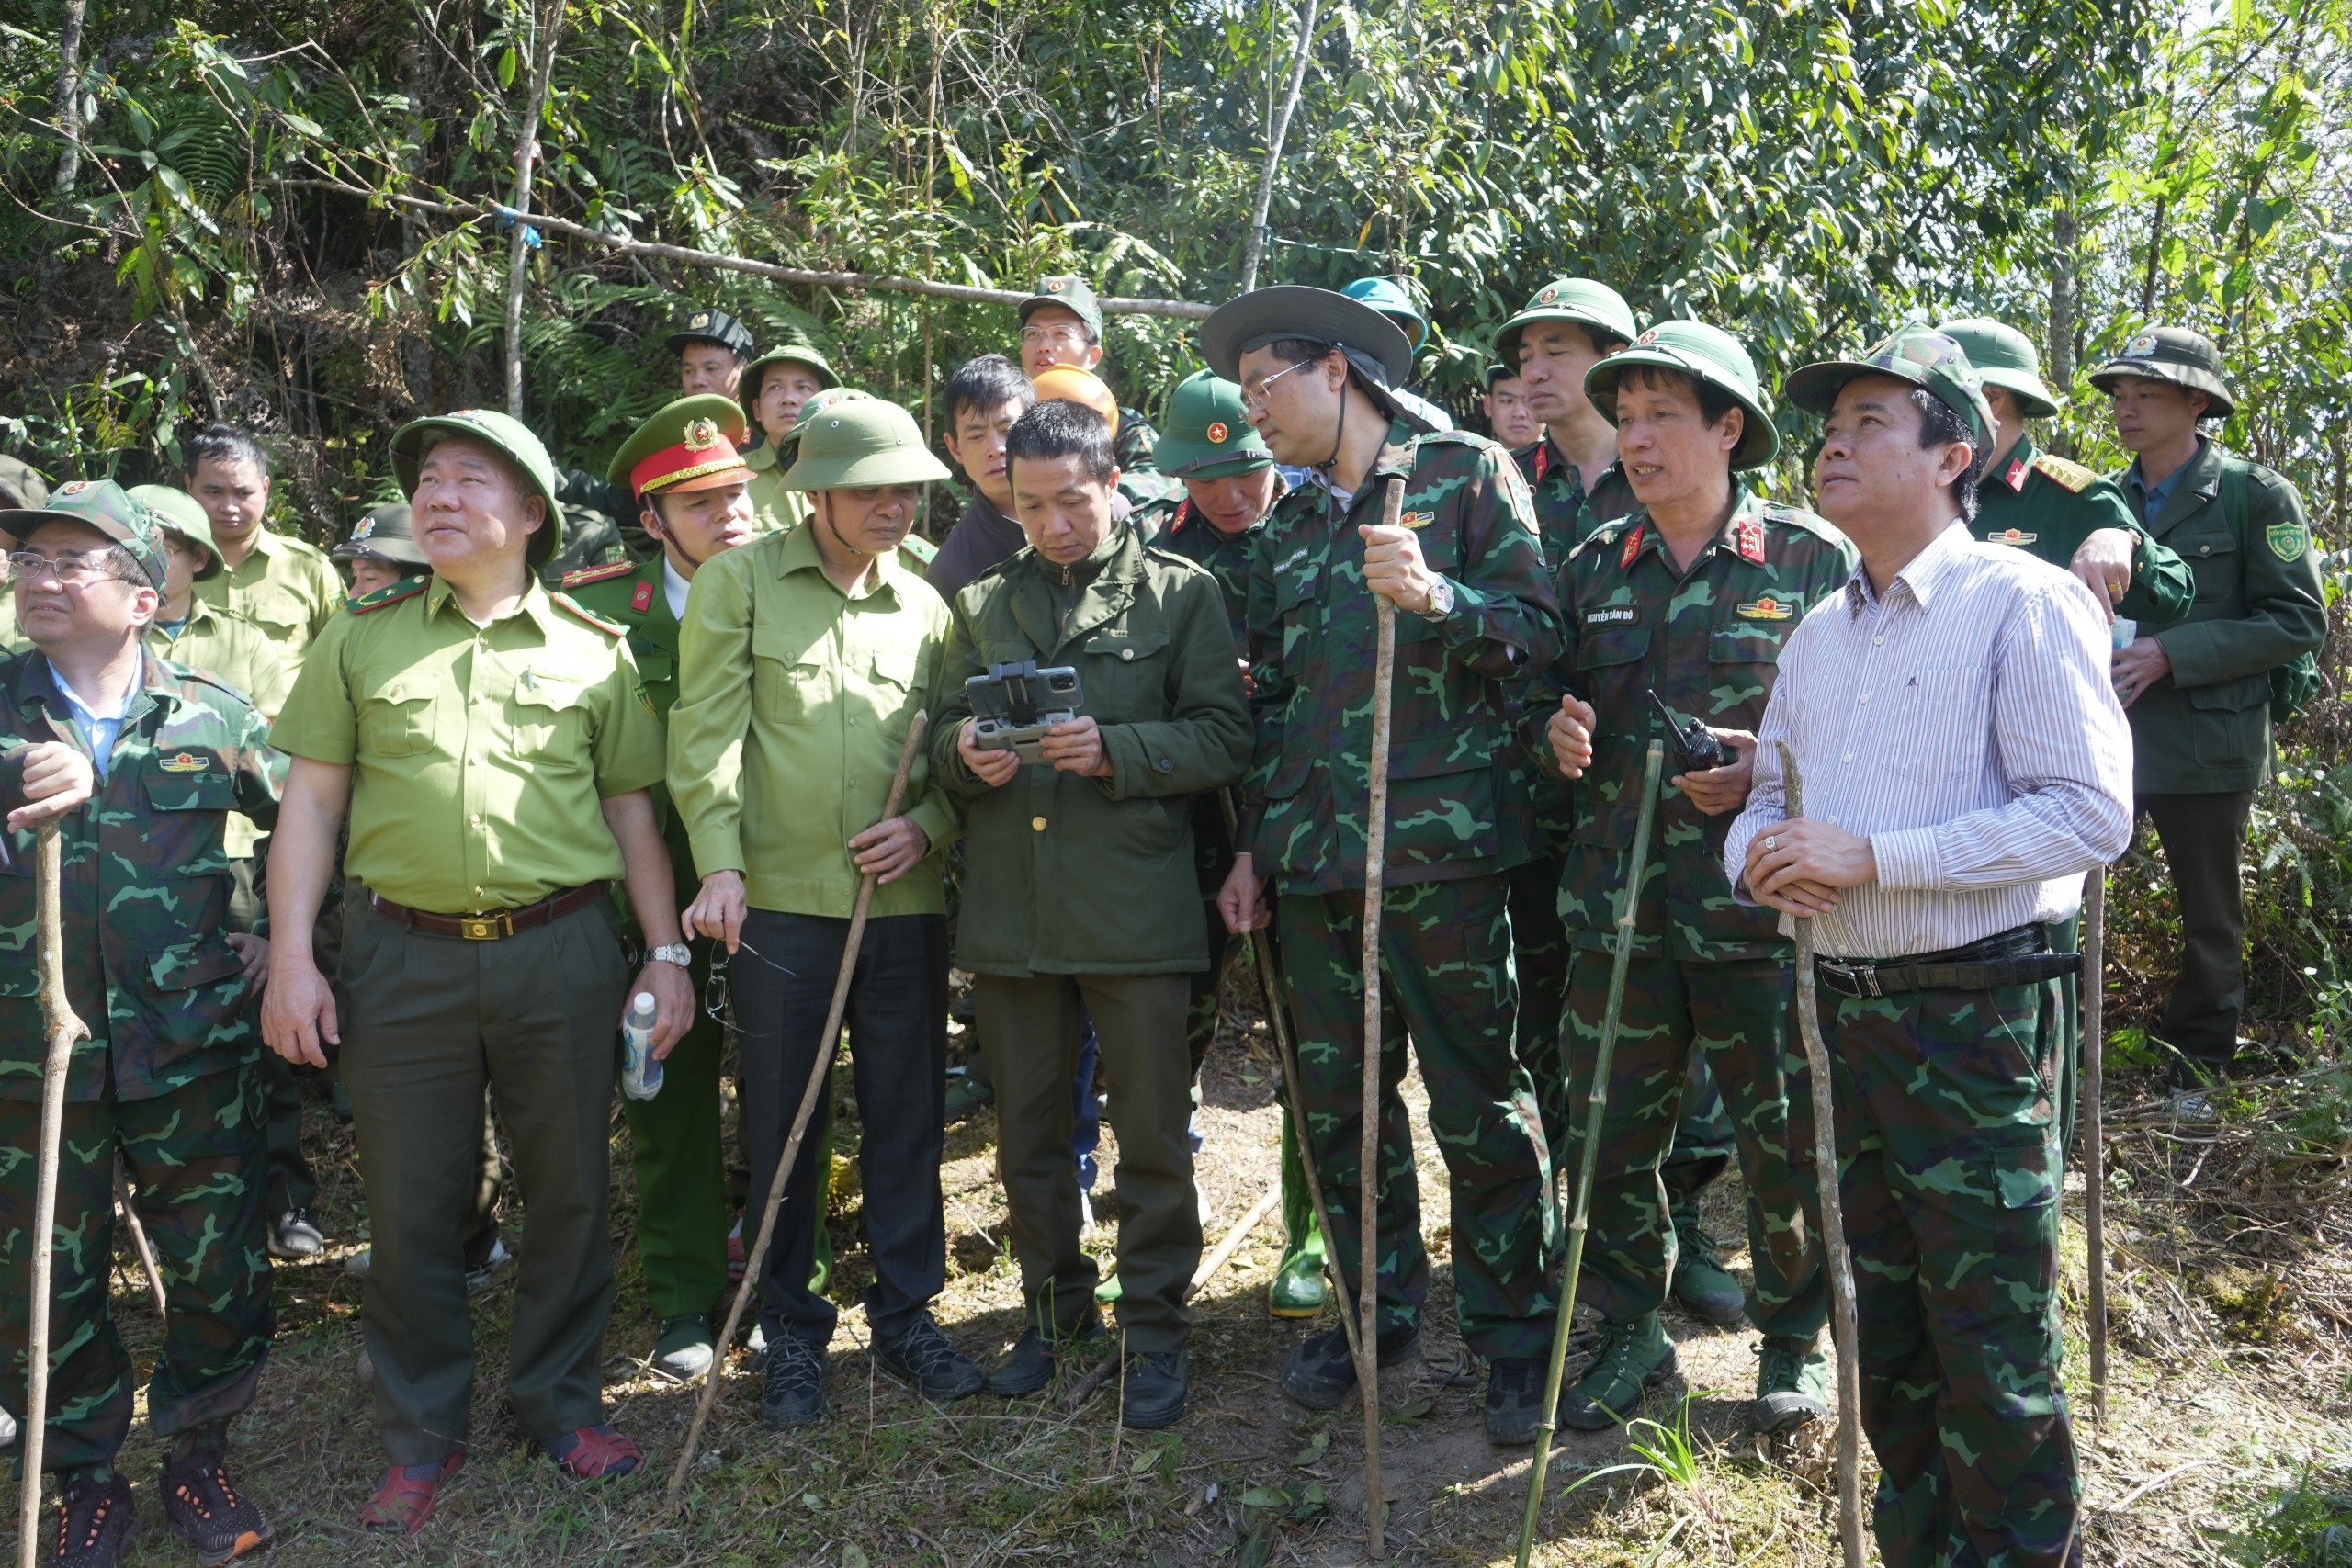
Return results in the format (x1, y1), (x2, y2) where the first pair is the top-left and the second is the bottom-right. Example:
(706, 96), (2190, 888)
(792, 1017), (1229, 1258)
(1725, 327), (2132, 1568)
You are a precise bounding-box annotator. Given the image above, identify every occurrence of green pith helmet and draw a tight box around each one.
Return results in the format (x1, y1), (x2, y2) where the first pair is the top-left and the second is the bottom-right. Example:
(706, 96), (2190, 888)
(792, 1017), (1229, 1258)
(1341, 276), (1429, 353)
(2087, 325), (2237, 420)
(0, 455), (48, 511)
(664, 308), (756, 360)
(126, 483), (223, 579)
(1786, 325), (1998, 457)
(333, 502), (429, 569)
(390, 409), (566, 567)
(1153, 369), (1274, 479)
(1018, 276), (1105, 341)
(0, 478), (169, 590)
(740, 344), (842, 423)
(781, 395), (953, 491)
(1586, 321), (1781, 470)
(1937, 318), (2061, 418)
(1495, 278), (1639, 367)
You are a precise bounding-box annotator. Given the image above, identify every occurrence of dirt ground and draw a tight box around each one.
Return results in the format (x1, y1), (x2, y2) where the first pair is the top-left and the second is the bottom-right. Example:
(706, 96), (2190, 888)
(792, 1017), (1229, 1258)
(6, 997), (2347, 1565)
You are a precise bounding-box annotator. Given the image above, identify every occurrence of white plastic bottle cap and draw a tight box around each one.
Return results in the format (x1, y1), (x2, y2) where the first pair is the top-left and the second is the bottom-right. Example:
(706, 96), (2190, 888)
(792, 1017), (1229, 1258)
(629, 992), (657, 1017)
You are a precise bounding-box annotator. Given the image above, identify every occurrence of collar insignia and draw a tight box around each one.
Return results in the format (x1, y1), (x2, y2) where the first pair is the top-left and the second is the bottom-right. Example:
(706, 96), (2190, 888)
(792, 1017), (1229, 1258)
(1620, 523), (1645, 569)
(2005, 457), (2029, 491)
(1733, 516), (1766, 563)
(1736, 597), (1793, 621)
(632, 580), (655, 613)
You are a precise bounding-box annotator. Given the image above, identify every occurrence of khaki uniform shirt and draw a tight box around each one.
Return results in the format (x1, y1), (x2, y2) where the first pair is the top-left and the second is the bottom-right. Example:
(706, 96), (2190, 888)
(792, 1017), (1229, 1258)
(194, 528), (344, 670)
(150, 600), (292, 858)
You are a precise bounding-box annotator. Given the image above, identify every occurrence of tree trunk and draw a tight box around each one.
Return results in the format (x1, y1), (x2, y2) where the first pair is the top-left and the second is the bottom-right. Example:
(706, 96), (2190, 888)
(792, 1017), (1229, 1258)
(52, 0), (89, 196)
(1238, 0), (1322, 294)
(2048, 200), (2078, 457)
(503, 0), (568, 419)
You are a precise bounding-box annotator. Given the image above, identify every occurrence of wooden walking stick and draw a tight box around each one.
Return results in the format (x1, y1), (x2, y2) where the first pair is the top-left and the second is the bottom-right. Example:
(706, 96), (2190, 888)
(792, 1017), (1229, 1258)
(2082, 866), (2109, 1427)
(1513, 740), (1665, 1568)
(666, 712), (928, 1503)
(113, 1161), (168, 1317)
(1779, 743), (1866, 1568)
(1352, 474), (1405, 1558)
(23, 820), (92, 1567)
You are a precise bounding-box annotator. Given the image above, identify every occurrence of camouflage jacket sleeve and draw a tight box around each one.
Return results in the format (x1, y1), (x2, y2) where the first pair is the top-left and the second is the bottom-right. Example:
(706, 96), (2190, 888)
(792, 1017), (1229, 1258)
(1417, 437), (1562, 681)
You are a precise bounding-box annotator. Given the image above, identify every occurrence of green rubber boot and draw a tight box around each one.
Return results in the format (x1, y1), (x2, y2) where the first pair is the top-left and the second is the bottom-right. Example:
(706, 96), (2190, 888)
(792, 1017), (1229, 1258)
(1268, 1111), (1328, 1317)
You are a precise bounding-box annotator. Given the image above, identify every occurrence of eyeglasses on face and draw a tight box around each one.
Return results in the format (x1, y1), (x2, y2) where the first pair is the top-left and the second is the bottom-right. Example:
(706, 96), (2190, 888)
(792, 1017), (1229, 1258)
(7, 549), (133, 587)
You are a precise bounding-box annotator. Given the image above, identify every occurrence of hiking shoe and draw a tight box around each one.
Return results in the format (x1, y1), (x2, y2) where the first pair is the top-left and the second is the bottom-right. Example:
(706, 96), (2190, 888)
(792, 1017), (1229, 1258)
(465, 1238), (513, 1293)
(546, 1426), (640, 1482)
(760, 1335), (828, 1427)
(1280, 1324), (1419, 1412)
(268, 1207), (324, 1259)
(1558, 1314), (1677, 1431)
(1754, 1335), (1830, 1435)
(985, 1315), (1106, 1398)
(52, 1472), (135, 1567)
(651, 1314), (715, 1382)
(1120, 1350), (1189, 1429)
(1483, 1357), (1549, 1447)
(875, 1314), (984, 1403)
(359, 1453), (461, 1536)
(944, 1069), (994, 1123)
(1267, 1248), (1328, 1319)
(1668, 1193), (1746, 1327)
(158, 1454), (272, 1565)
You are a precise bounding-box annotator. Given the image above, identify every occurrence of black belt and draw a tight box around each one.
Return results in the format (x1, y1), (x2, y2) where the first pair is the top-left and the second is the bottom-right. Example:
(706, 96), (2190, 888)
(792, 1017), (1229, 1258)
(1815, 924), (2079, 999)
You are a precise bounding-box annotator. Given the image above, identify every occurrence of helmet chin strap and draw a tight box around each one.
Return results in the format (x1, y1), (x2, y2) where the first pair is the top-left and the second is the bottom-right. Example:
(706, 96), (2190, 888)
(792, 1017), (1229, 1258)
(1317, 346), (1352, 476)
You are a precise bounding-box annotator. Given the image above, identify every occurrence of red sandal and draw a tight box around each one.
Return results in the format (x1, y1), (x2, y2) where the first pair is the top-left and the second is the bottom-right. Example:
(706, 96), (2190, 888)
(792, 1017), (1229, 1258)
(358, 1451), (463, 1536)
(546, 1425), (641, 1482)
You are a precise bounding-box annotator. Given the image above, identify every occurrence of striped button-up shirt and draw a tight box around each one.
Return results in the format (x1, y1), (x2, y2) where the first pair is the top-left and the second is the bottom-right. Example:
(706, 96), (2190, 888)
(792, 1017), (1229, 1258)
(1724, 521), (2132, 959)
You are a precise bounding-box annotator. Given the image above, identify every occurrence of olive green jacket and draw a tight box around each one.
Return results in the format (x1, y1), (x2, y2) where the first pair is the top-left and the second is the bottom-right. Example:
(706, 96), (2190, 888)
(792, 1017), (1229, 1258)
(932, 525), (1251, 976)
(2118, 439), (2327, 794)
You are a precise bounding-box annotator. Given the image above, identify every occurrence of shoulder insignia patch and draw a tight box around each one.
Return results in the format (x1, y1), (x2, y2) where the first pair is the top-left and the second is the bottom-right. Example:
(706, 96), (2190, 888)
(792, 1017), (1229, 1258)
(1735, 597), (1794, 621)
(351, 578), (427, 615)
(1986, 527), (2040, 547)
(560, 560), (638, 589)
(158, 750), (211, 773)
(897, 534), (940, 567)
(1399, 510), (1436, 530)
(550, 591), (626, 637)
(2031, 453), (2098, 493)
(630, 580), (656, 614)
(2267, 520), (2308, 561)
(1733, 515), (1766, 564)
(1619, 523), (1645, 570)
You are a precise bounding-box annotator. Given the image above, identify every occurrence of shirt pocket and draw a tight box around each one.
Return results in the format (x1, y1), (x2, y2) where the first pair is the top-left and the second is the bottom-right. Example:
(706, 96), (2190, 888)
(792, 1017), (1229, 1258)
(1080, 623), (1171, 718)
(1882, 665), (1991, 784)
(2187, 672), (2270, 768)
(141, 761), (238, 877)
(509, 679), (591, 766)
(752, 621), (831, 724)
(357, 670), (442, 759)
(2175, 522), (2241, 608)
(146, 938), (253, 1066)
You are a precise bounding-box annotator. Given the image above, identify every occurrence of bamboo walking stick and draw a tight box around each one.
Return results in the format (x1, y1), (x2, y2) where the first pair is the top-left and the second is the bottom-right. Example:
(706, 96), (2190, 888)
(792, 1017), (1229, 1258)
(666, 712), (928, 1503)
(1513, 740), (1665, 1568)
(1354, 475), (1404, 1558)
(1780, 743), (1866, 1568)
(23, 820), (91, 1568)
(2082, 866), (2109, 1427)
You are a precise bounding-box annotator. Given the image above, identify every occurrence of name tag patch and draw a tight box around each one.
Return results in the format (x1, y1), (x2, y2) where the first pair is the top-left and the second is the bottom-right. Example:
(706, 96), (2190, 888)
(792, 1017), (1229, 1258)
(1584, 607), (1639, 626)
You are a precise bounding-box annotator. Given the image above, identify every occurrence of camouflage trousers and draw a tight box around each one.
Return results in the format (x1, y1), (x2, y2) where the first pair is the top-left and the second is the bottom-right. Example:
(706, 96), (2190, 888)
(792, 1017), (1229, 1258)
(1824, 977), (2077, 1568)
(1510, 854), (1737, 1202)
(0, 1068), (271, 1475)
(1560, 952), (1826, 1338)
(1277, 874), (1555, 1360)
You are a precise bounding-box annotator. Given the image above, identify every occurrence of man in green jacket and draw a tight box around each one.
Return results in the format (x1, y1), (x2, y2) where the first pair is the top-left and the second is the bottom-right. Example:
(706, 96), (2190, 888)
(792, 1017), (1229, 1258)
(739, 343), (838, 533)
(672, 394), (984, 1427)
(933, 399), (1250, 1429)
(563, 395), (763, 1382)
(2093, 327), (2328, 1081)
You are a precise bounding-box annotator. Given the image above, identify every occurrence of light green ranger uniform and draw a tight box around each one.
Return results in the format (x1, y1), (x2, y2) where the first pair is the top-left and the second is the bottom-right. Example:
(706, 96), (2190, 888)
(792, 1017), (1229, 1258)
(0, 455), (48, 652)
(272, 409), (669, 1469)
(739, 344), (841, 534)
(191, 515), (343, 670)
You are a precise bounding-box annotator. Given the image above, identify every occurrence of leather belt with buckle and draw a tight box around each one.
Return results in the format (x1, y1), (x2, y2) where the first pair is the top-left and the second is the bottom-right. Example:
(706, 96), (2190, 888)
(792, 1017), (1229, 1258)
(1815, 924), (2078, 998)
(370, 883), (607, 941)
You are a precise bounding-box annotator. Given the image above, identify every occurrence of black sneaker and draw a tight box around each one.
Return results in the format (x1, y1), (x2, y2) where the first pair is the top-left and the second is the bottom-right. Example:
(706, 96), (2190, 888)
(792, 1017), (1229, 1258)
(268, 1207), (323, 1260)
(985, 1315), (1106, 1398)
(759, 1335), (828, 1428)
(1279, 1324), (1419, 1411)
(1482, 1357), (1548, 1447)
(53, 1472), (137, 1568)
(1119, 1350), (1188, 1429)
(158, 1454), (273, 1566)
(874, 1314), (984, 1403)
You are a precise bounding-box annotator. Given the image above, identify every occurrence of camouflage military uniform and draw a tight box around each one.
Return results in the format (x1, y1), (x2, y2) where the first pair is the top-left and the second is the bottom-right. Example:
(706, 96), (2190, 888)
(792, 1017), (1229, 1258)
(1520, 492), (1854, 1339)
(0, 649), (284, 1473)
(1243, 422), (1561, 1359)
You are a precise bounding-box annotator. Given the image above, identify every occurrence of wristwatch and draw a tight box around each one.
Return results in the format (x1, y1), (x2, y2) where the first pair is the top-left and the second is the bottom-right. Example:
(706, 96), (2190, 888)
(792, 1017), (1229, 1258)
(1418, 576), (1456, 623)
(649, 943), (692, 968)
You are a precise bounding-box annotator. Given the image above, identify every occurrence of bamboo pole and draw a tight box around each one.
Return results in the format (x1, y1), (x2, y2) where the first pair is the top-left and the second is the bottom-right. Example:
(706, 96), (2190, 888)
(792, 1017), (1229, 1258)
(2083, 868), (2109, 1427)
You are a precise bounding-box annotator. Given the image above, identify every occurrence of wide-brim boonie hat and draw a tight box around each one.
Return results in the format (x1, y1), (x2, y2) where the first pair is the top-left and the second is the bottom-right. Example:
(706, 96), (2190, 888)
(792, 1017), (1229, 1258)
(1201, 286), (1415, 393)
(1786, 326), (1997, 458)
(2086, 326), (2236, 419)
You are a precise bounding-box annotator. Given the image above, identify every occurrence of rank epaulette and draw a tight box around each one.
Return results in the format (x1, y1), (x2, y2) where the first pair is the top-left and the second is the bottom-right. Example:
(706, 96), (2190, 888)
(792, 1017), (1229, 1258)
(559, 560), (638, 589)
(2031, 453), (2099, 494)
(349, 578), (427, 615)
(550, 591), (626, 637)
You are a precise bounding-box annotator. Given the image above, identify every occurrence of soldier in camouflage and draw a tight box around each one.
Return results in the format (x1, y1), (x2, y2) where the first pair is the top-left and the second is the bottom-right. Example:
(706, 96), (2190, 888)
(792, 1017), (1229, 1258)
(1202, 285), (1564, 1445)
(1133, 368), (1329, 1321)
(0, 479), (284, 1567)
(1521, 321), (1849, 1434)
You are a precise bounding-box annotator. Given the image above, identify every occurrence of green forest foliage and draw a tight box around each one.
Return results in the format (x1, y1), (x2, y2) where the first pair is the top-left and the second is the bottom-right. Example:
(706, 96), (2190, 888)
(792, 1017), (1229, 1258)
(3, 0), (2352, 1038)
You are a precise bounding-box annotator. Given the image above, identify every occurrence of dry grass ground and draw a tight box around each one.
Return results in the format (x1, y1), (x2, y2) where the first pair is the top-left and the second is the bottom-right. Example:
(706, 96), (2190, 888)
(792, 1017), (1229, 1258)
(7, 1005), (2351, 1566)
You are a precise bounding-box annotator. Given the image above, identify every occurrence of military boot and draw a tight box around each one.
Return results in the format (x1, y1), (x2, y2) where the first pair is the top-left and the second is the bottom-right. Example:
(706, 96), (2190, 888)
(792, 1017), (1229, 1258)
(1753, 1334), (1830, 1435)
(1557, 1313), (1677, 1431)
(1667, 1190), (1746, 1327)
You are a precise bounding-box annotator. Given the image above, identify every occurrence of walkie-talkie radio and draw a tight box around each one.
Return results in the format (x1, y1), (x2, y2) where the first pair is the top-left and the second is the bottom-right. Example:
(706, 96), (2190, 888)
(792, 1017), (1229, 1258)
(967, 661), (1084, 764)
(1647, 690), (1732, 773)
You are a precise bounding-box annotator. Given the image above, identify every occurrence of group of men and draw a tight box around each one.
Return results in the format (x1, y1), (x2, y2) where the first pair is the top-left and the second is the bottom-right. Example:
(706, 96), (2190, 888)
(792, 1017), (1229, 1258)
(0, 260), (2321, 1568)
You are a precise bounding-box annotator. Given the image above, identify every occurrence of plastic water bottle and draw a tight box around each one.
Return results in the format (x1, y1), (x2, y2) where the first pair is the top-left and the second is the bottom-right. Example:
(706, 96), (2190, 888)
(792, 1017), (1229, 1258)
(621, 993), (662, 1101)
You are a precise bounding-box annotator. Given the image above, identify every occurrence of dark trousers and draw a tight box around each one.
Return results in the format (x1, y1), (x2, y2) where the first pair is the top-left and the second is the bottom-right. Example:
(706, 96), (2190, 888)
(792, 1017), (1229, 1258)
(232, 855), (317, 1214)
(734, 908), (949, 1348)
(340, 898), (627, 1465)
(2136, 790), (2256, 1069)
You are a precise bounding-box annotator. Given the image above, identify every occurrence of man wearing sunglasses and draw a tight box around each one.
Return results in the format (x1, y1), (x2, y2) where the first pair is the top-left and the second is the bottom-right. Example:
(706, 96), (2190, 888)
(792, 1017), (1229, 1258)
(0, 480), (287, 1568)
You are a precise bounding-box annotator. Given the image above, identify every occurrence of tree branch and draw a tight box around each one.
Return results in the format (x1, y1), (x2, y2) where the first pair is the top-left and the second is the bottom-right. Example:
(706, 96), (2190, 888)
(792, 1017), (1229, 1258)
(503, 0), (567, 418)
(1238, 0), (1322, 294)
